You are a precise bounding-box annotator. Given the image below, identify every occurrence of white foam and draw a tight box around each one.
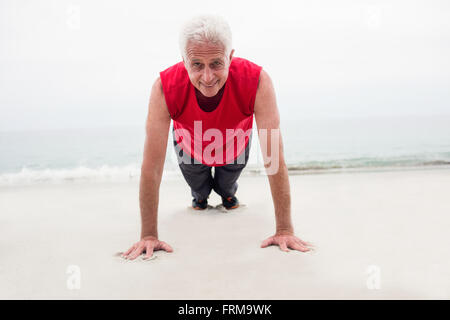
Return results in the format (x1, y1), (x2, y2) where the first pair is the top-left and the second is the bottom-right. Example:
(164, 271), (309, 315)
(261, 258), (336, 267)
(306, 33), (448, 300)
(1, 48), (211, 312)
(0, 164), (183, 186)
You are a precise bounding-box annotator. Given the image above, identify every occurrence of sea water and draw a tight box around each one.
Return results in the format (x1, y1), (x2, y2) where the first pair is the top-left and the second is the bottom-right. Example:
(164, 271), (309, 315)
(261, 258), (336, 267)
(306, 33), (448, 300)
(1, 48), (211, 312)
(1, 115), (450, 185)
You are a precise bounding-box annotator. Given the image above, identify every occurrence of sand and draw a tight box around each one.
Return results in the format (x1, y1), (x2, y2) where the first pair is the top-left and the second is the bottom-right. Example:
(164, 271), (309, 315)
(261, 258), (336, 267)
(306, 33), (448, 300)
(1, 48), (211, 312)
(1, 167), (449, 299)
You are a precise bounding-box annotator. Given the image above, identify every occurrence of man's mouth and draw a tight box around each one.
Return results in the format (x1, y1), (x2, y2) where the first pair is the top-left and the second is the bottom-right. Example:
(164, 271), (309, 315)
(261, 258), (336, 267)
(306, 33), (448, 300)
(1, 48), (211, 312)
(202, 81), (218, 88)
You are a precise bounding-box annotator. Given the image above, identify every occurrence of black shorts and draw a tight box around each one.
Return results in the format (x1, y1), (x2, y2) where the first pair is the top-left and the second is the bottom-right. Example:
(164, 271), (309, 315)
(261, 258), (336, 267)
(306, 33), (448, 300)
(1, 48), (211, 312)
(173, 135), (251, 201)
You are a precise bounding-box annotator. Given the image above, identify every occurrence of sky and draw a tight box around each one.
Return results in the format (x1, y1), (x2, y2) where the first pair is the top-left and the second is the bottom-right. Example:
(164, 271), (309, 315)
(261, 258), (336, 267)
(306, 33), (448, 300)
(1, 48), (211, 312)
(1, 0), (450, 131)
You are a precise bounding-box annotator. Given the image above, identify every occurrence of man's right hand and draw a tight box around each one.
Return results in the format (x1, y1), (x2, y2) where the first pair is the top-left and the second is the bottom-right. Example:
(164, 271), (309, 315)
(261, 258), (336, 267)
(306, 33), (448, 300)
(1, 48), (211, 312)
(122, 236), (173, 260)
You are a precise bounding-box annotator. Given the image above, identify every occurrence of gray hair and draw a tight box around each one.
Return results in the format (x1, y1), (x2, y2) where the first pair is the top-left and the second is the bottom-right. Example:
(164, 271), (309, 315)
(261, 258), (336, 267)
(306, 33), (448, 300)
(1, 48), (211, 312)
(179, 14), (233, 62)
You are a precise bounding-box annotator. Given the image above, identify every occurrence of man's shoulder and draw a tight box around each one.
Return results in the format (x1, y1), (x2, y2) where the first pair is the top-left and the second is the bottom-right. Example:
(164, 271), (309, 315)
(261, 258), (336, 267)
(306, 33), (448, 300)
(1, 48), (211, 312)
(230, 57), (261, 70)
(256, 69), (270, 91)
(153, 77), (164, 97)
(229, 57), (263, 88)
(160, 61), (189, 91)
(160, 61), (185, 74)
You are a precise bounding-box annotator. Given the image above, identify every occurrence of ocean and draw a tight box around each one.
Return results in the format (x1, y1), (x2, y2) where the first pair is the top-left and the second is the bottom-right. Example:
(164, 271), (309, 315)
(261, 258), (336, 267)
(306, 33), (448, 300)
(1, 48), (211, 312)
(1, 115), (450, 185)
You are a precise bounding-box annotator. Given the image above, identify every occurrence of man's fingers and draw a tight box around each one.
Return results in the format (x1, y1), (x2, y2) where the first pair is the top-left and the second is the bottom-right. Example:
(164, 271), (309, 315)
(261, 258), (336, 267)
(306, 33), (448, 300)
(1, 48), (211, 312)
(289, 241), (310, 252)
(127, 249), (141, 260)
(300, 240), (314, 248)
(122, 245), (135, 257)
(122, 240), (174, 261)
(279, 241), (289, 252)
(128, 244), (145, 260)
(301, 241), (315, 250)
(144, 242), (154, 259)
(293, 237), (313, 248)
(261, 237), (274, 248)
(159, 241), (173, 252)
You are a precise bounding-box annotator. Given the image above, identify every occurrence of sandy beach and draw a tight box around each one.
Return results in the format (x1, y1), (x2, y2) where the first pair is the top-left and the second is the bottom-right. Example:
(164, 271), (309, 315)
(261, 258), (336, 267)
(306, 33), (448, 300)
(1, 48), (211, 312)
(1, 167), (449, 299)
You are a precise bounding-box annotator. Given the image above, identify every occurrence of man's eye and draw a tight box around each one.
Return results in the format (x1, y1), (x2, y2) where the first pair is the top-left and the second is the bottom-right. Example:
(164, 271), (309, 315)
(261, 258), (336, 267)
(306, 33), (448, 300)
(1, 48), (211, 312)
(210, 61), (222, 68)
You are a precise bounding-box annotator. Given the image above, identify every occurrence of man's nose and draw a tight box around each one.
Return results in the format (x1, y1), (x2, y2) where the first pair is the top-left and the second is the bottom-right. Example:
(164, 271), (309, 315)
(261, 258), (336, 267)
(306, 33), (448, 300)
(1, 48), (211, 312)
(202, 67), (214, 84)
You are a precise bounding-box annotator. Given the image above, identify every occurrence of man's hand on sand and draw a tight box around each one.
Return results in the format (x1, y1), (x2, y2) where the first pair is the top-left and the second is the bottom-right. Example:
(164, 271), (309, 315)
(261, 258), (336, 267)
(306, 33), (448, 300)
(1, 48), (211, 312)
(122, 236), (173, 260)
(261, 232), (313, 253)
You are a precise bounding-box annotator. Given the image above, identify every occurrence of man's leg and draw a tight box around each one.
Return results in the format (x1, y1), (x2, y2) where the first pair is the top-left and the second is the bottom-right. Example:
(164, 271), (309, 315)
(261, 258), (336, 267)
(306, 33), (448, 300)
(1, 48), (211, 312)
(175, 140), (213, 201)
(179, 162), (213, 201)
(212, 141), (251, 199)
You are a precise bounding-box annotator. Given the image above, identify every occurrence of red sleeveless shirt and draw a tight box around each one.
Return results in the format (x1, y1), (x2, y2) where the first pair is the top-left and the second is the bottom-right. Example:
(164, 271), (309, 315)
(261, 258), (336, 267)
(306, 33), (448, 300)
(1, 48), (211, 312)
(160, 57), (262, 166)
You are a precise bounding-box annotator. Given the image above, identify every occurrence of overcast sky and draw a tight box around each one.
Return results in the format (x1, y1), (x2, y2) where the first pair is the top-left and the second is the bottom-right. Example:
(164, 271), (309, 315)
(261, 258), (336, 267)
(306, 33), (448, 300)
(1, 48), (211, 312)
(1, 0), (449, 131)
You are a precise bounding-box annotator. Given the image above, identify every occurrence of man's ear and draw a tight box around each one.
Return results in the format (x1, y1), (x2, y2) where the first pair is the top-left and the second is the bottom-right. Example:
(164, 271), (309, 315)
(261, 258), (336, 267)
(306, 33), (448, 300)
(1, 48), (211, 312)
(229, 49), (235, 62)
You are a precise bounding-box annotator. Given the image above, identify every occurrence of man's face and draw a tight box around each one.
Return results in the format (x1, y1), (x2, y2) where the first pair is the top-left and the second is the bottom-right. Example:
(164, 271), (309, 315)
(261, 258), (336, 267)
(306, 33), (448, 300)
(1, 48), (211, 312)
(183, 40), (234, 97)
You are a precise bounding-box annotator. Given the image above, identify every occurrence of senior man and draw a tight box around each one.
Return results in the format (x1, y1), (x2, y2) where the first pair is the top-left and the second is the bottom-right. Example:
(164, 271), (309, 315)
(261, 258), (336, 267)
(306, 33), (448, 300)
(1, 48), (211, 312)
(123, 15), (312, 260)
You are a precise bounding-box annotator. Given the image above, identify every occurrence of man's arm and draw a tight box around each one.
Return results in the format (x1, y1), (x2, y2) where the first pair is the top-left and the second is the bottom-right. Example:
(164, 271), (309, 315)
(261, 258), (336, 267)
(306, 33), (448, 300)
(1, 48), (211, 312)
(122, 77), (173, 260)
(139, 77), (171, 238)
(254, 69), (312, 253)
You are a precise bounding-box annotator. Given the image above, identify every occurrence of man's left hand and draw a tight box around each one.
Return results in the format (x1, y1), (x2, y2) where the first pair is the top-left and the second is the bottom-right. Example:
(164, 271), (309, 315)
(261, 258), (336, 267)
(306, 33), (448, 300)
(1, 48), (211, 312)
(261, 232), (313, 253)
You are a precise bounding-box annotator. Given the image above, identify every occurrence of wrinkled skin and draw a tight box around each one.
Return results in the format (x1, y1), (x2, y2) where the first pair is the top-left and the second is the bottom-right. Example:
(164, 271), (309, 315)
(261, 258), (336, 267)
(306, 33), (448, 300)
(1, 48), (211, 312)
(183, 40), (235, 97)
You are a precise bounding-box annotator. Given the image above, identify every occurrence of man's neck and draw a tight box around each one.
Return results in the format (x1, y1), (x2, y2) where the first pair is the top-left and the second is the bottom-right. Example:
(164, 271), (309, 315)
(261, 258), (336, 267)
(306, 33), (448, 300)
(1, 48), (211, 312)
(195, 84), (225, 112)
